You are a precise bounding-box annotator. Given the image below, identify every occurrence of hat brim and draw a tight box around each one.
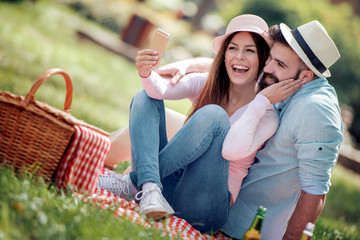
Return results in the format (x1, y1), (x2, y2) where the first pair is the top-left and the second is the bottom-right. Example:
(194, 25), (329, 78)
(212, 27), (273, 54)
(280, 23), (330, 78)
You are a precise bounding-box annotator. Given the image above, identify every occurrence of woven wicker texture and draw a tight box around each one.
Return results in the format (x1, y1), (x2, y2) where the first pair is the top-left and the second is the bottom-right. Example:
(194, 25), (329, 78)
(0, 68), (108, 181)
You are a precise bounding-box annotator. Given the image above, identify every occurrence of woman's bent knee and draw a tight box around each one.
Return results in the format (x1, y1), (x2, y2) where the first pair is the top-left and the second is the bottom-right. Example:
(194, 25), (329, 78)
(131, 89), (163, 109)
(132, 89), (150, 104)
(191, 105), (230, 133)
(197, 105), (227, 118)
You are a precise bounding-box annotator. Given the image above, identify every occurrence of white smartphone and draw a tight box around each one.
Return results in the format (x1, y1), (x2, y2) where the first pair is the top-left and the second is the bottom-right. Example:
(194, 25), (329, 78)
(149, 29), (170, 69)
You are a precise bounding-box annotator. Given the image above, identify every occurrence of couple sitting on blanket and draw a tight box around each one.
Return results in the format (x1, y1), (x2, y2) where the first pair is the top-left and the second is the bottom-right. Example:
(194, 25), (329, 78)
(97, 14), (343, 240)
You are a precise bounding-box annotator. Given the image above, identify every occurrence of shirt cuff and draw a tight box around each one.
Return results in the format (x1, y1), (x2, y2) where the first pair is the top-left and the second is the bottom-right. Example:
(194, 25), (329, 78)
(255, 93), (271, 106)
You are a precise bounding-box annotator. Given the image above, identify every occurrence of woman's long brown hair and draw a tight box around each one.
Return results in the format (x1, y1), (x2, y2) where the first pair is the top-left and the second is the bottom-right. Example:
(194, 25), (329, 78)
(185, 32), (269, 122)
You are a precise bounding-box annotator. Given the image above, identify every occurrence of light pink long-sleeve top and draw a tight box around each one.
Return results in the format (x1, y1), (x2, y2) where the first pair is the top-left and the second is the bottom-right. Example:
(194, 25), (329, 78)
(142, 71), (279, 201)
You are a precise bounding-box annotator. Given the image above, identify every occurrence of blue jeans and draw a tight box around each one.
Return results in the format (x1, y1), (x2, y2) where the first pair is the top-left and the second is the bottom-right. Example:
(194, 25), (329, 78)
(129, 89), (231, 233)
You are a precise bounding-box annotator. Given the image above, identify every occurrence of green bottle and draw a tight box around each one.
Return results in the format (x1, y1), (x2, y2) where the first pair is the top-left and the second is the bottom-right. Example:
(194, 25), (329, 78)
(300, 222), (315, 240)
(242, 206), (267, 240)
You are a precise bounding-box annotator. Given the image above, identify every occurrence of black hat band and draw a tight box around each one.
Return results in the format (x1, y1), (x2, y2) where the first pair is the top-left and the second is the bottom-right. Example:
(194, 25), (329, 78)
(291, 28), (327, 74)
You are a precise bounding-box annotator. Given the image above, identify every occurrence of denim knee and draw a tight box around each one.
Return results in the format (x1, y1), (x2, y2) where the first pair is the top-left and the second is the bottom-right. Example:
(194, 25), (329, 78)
(191, 104), (230, 136)
(131, 89), (164, 110)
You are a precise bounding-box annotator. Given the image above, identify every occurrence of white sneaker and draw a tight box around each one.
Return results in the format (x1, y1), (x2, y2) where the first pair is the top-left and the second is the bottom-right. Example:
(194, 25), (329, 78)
(97, 171), (138, 201)
(135, 185), (175, 220)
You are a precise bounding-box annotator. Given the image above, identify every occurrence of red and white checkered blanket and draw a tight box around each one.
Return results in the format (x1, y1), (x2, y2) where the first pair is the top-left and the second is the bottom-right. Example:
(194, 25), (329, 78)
(55, 125), (110, 193)
(75, 168), (232, 240)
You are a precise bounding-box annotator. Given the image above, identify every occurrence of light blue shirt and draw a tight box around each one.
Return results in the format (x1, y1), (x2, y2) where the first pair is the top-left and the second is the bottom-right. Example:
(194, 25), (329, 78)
(221, 78), (344, 239)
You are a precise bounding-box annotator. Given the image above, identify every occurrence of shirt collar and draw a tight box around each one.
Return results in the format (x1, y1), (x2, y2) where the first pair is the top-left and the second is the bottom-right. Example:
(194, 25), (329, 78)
(273, 77), (326, 112)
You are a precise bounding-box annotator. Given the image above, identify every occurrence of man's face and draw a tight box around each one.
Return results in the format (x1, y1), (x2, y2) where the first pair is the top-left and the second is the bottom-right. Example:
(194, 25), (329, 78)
(258, 42), (304, 89)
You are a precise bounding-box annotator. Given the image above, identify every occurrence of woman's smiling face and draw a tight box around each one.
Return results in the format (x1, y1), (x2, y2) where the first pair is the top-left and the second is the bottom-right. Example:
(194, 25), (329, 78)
(224, 31), (260, 87)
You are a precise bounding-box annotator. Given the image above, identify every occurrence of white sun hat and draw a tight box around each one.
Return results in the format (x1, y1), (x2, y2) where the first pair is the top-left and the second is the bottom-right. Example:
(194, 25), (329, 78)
(212, 14), (272, 54)
(280, 20), (340, 78)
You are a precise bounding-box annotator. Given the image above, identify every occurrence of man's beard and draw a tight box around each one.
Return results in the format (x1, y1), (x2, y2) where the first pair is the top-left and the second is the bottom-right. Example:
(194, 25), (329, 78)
(257, 70), (302, 92)
(257, 72), (280, 91)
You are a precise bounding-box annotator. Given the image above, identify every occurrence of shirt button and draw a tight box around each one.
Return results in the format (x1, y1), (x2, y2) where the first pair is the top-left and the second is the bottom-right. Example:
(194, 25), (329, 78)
(278, 108), (282, 112)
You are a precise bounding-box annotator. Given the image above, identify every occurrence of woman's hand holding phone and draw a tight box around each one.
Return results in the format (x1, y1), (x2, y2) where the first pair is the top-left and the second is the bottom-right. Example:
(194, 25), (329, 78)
(135, 49), (159, 78)
(135, 29), (170, 78)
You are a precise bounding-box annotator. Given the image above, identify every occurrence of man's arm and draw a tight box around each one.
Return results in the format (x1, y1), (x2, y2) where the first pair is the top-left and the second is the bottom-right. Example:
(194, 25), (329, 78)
(185, 57), (213, 73)
(156, 57), (213, 85)
(282, 190), (326, 240)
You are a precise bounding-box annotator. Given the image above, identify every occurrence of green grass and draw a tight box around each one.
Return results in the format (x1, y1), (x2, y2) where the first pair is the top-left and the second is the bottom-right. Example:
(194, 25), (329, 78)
(316, 165), (360, 239)
(0, 0), (359, 239)
(0, 167), (172, 240)
(323, 165), (360, 224)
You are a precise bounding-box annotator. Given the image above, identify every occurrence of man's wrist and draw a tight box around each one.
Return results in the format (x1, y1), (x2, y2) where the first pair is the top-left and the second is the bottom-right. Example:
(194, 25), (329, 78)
(187, 57), (213, 73)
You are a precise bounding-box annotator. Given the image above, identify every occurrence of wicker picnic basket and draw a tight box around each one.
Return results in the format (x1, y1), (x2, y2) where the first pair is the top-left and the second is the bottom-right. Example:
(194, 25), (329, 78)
(0, 68), (108, 181)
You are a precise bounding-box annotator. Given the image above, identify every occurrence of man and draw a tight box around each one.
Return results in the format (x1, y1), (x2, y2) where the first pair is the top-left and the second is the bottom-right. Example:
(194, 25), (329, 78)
(158, 20), (343, 239)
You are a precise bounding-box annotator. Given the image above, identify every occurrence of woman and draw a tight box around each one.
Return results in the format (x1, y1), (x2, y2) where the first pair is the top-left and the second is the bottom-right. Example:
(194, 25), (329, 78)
(98, 14), (303, 233)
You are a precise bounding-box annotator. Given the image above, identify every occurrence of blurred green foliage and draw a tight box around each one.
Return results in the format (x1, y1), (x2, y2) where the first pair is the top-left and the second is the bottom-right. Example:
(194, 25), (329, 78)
(0, 0), (25, 2)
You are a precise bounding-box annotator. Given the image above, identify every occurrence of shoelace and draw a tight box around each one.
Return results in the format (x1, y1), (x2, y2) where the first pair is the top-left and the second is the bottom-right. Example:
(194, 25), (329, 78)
(100, 171), (130, 196)
(134, 185), (159, 202)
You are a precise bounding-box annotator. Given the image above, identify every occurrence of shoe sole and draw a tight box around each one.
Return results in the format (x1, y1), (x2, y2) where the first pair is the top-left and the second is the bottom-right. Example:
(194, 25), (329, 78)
(145, 210), (174, 221)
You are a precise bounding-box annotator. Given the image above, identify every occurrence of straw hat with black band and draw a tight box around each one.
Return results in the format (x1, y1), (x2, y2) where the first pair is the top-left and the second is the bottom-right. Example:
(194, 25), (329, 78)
(279, 20), (340, 78)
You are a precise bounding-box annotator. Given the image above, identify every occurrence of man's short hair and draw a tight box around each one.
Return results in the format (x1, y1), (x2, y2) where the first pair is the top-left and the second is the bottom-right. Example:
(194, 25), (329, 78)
(269, 24), (289, 46)
(269, 24), (311, 73)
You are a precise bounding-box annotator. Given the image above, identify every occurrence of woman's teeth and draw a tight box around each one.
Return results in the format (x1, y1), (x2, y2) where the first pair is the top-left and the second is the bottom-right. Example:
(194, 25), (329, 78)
(233, 65), (249, 73)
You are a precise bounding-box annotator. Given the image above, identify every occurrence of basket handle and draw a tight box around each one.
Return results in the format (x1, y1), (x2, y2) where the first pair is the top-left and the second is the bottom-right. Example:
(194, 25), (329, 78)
(24, 68), (73, 113)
